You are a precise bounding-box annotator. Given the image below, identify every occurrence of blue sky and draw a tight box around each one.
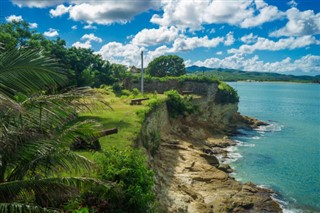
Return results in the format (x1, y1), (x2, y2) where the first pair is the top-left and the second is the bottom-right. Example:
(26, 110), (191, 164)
(1, 0), (320, 75)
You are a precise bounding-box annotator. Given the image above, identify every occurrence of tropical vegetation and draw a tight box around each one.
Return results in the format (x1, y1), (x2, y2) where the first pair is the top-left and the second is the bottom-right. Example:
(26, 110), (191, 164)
(146, 55), (186, 77)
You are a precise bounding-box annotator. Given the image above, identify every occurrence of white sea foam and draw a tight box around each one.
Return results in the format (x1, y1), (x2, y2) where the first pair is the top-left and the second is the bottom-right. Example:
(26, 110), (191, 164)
(222, 146), (243, 164)
(272, 194), (304, 213)
(236, 141), (255, 147)
(257, 123), (284, 133)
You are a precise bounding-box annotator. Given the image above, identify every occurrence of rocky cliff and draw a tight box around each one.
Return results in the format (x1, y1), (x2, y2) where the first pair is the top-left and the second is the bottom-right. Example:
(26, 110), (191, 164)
(137, 80), (282, 213)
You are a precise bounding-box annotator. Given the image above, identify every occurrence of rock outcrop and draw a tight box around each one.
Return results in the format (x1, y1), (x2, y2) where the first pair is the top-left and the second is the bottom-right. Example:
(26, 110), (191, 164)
(136, 80), (282, 213)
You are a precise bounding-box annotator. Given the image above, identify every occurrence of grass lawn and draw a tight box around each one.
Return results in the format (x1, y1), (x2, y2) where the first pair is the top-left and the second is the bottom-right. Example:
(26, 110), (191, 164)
(75, 89), (165, 160)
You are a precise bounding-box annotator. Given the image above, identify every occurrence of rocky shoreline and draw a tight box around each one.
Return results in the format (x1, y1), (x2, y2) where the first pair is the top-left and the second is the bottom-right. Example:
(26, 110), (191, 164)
(147, 113), (282, 212)
(135, 80), (283, 212)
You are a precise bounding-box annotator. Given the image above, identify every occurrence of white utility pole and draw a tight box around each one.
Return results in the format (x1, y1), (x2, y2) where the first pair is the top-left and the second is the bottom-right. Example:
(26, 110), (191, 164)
(141, 51), (144, 96)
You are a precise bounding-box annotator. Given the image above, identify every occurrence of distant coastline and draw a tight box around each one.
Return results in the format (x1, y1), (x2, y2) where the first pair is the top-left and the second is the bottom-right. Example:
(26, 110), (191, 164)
(187, 66), (320, 84)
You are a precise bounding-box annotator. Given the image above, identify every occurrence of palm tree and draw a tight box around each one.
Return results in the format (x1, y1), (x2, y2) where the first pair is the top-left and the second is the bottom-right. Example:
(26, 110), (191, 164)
(0, 47), (109, 212)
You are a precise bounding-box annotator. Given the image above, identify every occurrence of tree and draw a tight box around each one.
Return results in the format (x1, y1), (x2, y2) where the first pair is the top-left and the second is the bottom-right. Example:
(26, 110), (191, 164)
(0, 20), (46, 51)
(146, 55), (186, 77)
(0, 47), (109, 212)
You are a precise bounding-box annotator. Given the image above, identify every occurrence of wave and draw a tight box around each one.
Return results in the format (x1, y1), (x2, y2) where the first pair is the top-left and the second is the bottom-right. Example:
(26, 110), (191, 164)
(234, 140), (256, 147)
(257, 122), (284, 133)
(271, 194), (305, 213)
(219, 146), (243, 164)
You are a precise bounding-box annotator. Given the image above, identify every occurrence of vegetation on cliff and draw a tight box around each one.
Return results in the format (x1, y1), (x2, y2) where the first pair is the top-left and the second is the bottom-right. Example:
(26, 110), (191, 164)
(0, 20), (243, 212)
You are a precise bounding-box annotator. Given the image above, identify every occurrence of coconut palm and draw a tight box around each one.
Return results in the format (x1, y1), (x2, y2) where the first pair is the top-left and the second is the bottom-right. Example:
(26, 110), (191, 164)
(0, 47), (110, 212)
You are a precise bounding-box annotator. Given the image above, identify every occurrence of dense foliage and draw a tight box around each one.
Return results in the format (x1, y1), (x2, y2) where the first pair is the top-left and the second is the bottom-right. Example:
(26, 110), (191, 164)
(0, 46), (112, 211)
(93, 148), (155, 212)
(146, 55), (186, 77)
(0, 21), (129, 88)
(215, 82), (239, 104)
(165, 90), (198, 118)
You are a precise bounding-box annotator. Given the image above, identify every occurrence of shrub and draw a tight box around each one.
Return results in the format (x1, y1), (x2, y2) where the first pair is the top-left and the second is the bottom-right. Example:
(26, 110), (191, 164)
(112, 82), (122, 94)
(132, 88), (140, 97)
(164, 90), (198, 118)
(120, 89), (132, 97)
(94, 148), (155, 213)
(215, 82), (239, 104)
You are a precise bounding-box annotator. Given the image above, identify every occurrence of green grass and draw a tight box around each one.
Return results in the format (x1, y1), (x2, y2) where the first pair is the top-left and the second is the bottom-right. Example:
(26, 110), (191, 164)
(76, 89), (165, 160)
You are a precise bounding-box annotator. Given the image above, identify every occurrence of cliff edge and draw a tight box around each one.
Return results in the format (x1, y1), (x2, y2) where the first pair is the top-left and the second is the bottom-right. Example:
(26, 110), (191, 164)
(135, 79), (282, 213)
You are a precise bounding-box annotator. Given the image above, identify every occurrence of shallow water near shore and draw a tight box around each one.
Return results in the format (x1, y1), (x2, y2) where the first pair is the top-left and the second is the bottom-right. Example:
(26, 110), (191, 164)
(228, 82), (320, 212)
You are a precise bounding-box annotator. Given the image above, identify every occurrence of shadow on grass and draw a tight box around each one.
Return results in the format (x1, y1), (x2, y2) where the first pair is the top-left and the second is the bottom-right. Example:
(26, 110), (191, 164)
(78, 115), (132, 130)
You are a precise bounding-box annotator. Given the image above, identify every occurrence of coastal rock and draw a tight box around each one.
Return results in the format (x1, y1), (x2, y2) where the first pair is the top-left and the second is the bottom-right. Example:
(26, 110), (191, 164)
(138, 84), (281, 212)
(218, 164), (233, 173)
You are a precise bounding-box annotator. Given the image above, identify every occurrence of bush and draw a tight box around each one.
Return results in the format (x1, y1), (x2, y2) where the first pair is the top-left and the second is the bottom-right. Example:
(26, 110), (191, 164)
(165, 90), (198, 118)
(215, 82), (239, 104)
(94, 148), (155, 213)
(112, 82), (122, 94)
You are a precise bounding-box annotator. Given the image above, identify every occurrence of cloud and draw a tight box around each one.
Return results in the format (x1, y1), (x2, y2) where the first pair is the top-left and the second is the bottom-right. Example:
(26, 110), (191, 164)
(29, 22), (38, 28)
(97, 42), (143, 66)
(132, 26), (179, 47)
(13, 0), (158, 25)
(270, 8), (320, 37)
(83, 24), (97, 30)
(287, 0), (298, 8)
(240, 33), (258, 44)
(224, 32), (235, 46)
(81, 33), (102, 43)
(43, 28), (59, 37)
(192, 54), (320, 73)
(240, 1), (284, 28)
(229, 36), (319, 54)
(72, 41), (92, 49)
(12, 0), (64, 8)
(69, 1), (158, 25)
(72, 33), (103, 49)
(171, 36), (224, 52)
(5, 15), (23, 22)
(50, 4), (71, 17)
(72, 25), (77, 30)
(216, 51), (223, 55)
(151, 0), (282, 30)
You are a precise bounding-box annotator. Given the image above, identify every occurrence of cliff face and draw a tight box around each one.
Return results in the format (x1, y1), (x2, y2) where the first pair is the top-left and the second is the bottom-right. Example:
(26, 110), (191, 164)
(138, 81), (282, 213)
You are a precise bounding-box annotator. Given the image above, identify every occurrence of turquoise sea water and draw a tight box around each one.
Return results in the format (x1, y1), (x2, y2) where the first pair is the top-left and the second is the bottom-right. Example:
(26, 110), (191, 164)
(227, 82), (320, 212)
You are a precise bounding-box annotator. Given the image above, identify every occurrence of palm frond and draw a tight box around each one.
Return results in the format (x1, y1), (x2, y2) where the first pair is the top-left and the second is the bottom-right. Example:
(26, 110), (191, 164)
(0, 177), (112, 203)
(0, 48), (66, 98)
(0, 203), (60, 213)
(7, 147), (95, 181)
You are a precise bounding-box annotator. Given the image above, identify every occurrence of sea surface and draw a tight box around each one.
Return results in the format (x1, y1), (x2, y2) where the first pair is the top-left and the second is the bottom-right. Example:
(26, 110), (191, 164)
(227, 82), (320, 212)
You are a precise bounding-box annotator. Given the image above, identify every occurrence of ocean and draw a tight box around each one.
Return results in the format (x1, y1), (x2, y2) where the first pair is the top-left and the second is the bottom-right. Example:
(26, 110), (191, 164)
(227, 82), (320, 212)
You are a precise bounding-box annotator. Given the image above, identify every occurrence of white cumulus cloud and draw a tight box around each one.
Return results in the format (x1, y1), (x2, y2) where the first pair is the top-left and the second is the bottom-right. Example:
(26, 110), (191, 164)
(81, 33), (103, 43)
(192, 54), (320, 73)
(43, 28), (59, 37)
(5, 15), (23, 22)
(229, 36), (320, 54)
(29, 22), (38, 28)
(132, 26), (179, 47)
(72, 41), (92, 49)
(151, 0), (283, 30)
(270, 8), (320, 37)
(97, 42), (143, 66)
(72, 33), (103, 49)
(12, 0), (159, 25)
(240, 33), (258, 44)
(83, 24), (97, 30)
(50, 4), (71, 17)
(224, 32), (235, 46)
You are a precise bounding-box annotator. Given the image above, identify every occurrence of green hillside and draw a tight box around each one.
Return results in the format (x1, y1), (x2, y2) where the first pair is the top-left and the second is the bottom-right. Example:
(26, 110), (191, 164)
(187, 66), (320, 83)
